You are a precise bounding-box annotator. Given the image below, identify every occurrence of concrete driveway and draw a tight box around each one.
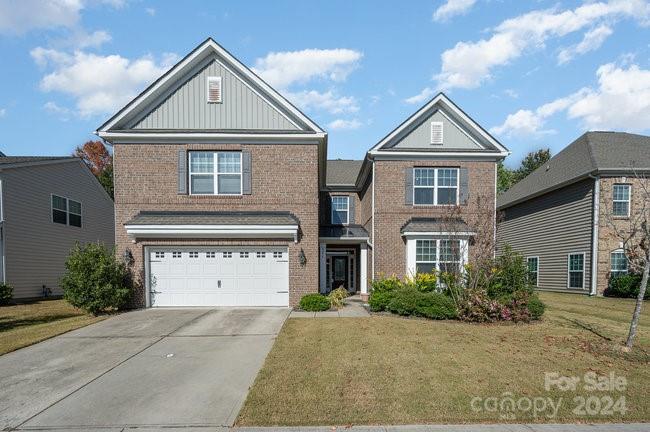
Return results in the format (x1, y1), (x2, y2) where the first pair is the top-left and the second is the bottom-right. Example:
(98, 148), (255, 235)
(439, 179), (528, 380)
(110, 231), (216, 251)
(0, 307), (289, 431)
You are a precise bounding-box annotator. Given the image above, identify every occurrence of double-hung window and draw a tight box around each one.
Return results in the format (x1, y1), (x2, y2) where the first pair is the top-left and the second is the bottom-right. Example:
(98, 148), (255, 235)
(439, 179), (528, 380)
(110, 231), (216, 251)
(527, 257), (539, 286)
(413, 168), (458, 205)
(612, 184), (630, 216)
(568, 253), (585, 289)
(52, 195), (82, 227)
(610, 251), (628, 279)
(415, 239), (461, 274)
(331, 196), (349, 225)
(189, 151), (242, 195)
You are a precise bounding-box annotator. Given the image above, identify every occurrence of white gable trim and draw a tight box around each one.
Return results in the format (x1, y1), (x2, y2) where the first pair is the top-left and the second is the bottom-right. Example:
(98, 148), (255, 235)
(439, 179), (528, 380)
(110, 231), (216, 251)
(436, 109), (485, 150)
(368, 93), (509, 155)
(97, 38), (323, 134)
(99, 131), (325, 145)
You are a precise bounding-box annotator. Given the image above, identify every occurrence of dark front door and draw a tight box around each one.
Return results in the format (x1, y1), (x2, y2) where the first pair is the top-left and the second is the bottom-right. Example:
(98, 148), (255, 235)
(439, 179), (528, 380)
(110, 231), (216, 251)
(331, 256), (348, 291)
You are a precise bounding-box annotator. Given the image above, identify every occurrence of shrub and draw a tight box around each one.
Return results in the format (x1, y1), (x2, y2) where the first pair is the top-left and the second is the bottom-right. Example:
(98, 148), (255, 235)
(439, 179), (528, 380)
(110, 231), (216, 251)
(406, 272), (438, 293)
(299, 293), (331, 311)
(0, 283), (13, 306)
(61, 243), (131, 315)
(368, 290), (394, 312)
(487, 246), (532, 299)
(386, 288), (457, 319)
(605, 274), (648, 300)
(370, 274), (402, 293)
(527, 295), (546, 320)
(457, 289), (504, 323)
(328, 287), (348, 309)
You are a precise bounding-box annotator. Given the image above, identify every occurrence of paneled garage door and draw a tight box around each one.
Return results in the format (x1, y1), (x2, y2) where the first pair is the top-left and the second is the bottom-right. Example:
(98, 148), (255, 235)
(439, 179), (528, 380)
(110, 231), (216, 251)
(148, 247), (289, 307)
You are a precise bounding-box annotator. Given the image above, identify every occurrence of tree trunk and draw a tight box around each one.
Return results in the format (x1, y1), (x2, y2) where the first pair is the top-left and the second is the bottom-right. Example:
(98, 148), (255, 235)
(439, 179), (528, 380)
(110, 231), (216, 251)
(625, 256), (650, 350)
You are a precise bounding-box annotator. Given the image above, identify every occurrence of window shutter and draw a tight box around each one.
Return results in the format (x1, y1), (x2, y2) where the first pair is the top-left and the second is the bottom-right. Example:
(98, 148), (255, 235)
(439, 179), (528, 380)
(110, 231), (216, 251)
(207, 76), (222, 103)
(405, 168), (413, 205)
(430, 121), (443, 145)
(459, 167), (469, 205)
(348, 197), (355, 225)
(242, 150), (252, 195)
(177, 150), (187, 194)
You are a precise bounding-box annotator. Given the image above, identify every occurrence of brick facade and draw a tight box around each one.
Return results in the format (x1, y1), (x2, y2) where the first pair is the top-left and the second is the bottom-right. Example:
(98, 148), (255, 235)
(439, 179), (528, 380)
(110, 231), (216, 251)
(114, 143), (320, 307)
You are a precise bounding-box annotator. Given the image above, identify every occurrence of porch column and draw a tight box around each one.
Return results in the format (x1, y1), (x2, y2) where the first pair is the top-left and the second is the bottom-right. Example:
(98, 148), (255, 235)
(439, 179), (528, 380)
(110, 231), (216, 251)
(360, 242), (368, 301)
(319, 242), (327, 294)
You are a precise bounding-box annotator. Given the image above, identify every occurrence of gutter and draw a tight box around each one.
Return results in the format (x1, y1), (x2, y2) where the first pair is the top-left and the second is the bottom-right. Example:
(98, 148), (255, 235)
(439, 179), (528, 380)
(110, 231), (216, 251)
(589, 174), (600, 296)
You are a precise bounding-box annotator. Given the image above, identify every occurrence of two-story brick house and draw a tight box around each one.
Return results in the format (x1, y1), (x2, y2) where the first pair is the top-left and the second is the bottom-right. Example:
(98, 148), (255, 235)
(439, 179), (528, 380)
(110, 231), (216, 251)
(97, 38), (509, 308)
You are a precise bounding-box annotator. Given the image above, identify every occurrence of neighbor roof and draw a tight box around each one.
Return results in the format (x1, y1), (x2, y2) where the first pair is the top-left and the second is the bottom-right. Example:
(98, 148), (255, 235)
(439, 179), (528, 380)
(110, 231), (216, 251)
(326, 160), (363, 186)
(497, 132), (650, 210)
(400, 217), (472, 234)
(319, 225), (369, 239)
(0, 156), (77, 167)
(125, 211), (299, 226)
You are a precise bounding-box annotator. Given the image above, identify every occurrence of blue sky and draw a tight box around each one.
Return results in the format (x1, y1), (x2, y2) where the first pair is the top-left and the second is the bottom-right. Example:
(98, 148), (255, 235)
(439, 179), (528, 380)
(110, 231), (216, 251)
(1, 0), (649, 167)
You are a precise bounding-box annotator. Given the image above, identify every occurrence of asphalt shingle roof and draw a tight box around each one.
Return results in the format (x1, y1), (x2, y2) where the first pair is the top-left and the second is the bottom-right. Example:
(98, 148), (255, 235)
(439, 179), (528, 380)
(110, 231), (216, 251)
(319, 225), (369, 239)
(400, 218), (472, 234)
(497, 132), (650, 210)
(326, 159), (363, 186)
(125, 211), (299, 226)
(0, 156), (76, 166)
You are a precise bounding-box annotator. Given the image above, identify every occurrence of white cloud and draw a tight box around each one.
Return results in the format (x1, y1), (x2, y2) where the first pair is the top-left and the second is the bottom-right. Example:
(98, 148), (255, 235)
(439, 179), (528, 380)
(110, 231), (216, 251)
(0, 108), (6, 118)
(253, 48), (362, 89)
(404, 87), (436, 104)
(145, 7), (156, 16)
(43, 101), (73, 120)
(491, 61), (650, 136)
(327, 118), (362, 130)
(286, 90), (359, 114)
(558, 24), (613, 64)
(504, 89), (519, 99)
(435, 0), (650, 90)
(32, 48), (178, 117)
(65, 29), (112, 49)
(433, 0), (476, 22)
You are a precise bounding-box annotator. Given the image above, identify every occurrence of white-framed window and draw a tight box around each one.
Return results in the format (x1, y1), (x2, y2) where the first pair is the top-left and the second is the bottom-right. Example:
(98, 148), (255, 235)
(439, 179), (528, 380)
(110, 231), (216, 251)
(413, 239), (462, 274)
(223, 252), (233, 258)
(430, 121), (443, 145)
(189, 251), (199, 258)
(568, 253), (585, 289)
(610, 250), (628, 279)
(612, 184), (630, 216)
(207, 76), (222, 103)
(189, 151), (242, 195)
(331, 196), (349, 225)
(206, 252), (216, 258)
(256, 251), (266, 258)
(172, 251), (182, 258)
(273, 251), (283, 259)
(527, 256), (539, 286)
(154, 252), (165, 259)
(240, 252), (249, 258)
(413, 168), (458, 205)
(51, 195), (82, 227)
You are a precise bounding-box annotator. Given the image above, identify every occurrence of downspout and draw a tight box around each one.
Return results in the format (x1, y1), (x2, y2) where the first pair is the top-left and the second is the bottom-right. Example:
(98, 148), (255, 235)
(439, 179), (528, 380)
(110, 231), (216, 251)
(371, 158), (375, 281)
(589, 174), (600, 296)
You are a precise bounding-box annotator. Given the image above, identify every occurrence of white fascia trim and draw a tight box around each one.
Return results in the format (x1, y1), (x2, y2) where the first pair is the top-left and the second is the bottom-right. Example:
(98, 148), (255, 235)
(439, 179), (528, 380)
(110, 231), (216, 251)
(401, 231), (476, 237)
(436, 109), (485, 150)
(125, 224), (299, 242)
(368, 93), (509, 154)
(369, 150), (508, 159)
(98, 131), (325, 145)
(98, 39), (323, 134)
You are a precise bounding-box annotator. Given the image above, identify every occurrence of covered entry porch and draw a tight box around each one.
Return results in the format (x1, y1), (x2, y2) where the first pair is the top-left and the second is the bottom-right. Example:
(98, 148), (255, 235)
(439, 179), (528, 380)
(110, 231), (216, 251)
(319, 225), (369, 300)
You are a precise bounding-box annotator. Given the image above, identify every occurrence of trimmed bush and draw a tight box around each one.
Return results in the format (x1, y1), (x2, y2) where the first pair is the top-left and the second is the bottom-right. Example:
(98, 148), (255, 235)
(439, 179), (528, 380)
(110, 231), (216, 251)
(605, 274), (648, 300)
(370, 275), (402, 293)
(368, 290), (394, 312)
(407, 272), (438, 293)
(0, 283), (13, 306)
(61, 243), (132, 315)
(299, 294), (331, 311)
(487, 246), (532, 299)
(386, 288), (457, 319)
(527, 295), (546, 320)
(328, 287), (349, 309)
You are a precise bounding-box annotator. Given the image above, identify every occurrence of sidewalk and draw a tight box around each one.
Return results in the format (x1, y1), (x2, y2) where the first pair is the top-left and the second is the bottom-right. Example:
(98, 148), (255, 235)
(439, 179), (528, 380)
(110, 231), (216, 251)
(290, 294), (370, 318)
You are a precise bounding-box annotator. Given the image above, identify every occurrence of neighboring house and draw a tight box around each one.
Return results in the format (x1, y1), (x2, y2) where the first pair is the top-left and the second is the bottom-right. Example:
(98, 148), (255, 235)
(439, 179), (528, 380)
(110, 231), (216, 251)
(496, 132), (650, 295)
(96, 38), (509, 308)
(0, 157), (115, 299)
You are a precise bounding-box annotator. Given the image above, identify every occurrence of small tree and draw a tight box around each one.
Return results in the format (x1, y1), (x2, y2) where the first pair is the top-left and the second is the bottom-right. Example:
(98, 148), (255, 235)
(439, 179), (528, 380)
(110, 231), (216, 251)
(498, 148), (552, 193)
(603, 172), (650, 351)
(74, 140), (114, 198)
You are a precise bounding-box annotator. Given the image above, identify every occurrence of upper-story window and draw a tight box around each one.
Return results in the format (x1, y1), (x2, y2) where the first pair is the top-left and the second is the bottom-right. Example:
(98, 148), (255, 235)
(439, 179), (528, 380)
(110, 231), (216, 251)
(331, 196), (349, 225)
(612, 184), (630, 216)
(610, 250), (628, 279)
(189, 151), (241, 195)
(52, 195), (82, 227)
(413, 168), (458, 205)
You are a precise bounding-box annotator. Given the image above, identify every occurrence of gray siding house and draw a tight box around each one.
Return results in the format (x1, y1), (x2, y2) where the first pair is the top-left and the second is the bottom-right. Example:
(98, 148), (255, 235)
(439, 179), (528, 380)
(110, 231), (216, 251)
(497, 132), (650, 295)
(0, 157), (115, 299)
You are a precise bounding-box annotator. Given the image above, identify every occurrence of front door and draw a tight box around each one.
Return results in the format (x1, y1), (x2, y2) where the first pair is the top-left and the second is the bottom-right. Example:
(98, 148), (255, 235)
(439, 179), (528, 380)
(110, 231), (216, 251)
(331, 256), (348, 291)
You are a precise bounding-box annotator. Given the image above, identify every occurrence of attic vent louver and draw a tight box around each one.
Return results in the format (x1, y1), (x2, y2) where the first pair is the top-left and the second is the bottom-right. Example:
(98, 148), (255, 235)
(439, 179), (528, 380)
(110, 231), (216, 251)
(207, 76), (222, 103)
(430, 121), (443, 145)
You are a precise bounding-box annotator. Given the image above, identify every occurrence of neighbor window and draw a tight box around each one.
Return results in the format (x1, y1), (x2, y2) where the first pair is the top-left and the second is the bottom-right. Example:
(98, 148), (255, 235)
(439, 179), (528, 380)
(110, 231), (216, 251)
(52, 195), (82, 227)
(331, 196), (349, 224)
(610, 251), (628, 279)
(189, 151), (242, 195)
(527, 257), (539, 286)
(612, 184), (630, 216)
(413, 168), (458, 205)
(415, 239), (461, 274)
(568, 253), (585, 289)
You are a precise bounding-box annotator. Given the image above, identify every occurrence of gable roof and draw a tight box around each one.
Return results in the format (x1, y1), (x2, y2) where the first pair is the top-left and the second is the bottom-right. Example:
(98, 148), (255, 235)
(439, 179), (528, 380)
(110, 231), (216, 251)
(369, 92), (509, 157)
(96, 38), (324, 140)
(497, 132), (650, 210)
(326, 159), (363, 186)
(0, 156), (78, 169)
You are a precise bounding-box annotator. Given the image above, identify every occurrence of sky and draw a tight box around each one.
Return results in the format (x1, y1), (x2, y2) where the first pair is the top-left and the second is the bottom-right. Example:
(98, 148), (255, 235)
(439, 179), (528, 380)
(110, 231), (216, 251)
(0, 0), (649, 168)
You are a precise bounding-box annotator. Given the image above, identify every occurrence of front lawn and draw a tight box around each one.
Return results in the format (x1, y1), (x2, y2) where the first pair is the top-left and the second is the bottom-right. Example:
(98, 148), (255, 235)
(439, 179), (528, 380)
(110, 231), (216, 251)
(237, 292), (649, 426)
(0, 299), (104, 355)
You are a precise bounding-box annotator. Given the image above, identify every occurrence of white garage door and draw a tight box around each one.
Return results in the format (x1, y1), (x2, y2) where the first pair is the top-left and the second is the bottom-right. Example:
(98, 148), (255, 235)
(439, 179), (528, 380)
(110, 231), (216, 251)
(148, 247), (289, 307)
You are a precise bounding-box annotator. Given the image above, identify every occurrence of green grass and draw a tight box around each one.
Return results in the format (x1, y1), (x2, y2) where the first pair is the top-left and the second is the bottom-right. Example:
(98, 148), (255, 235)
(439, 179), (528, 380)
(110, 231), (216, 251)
(237, 292), (649, 426)
(0, 299), (104, 355)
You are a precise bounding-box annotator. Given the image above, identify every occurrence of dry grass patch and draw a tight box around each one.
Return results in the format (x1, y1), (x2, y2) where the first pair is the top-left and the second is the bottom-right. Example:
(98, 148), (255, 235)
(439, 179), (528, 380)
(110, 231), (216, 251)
(0, 299), (104, 355)
(237, 292), (649, 426)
